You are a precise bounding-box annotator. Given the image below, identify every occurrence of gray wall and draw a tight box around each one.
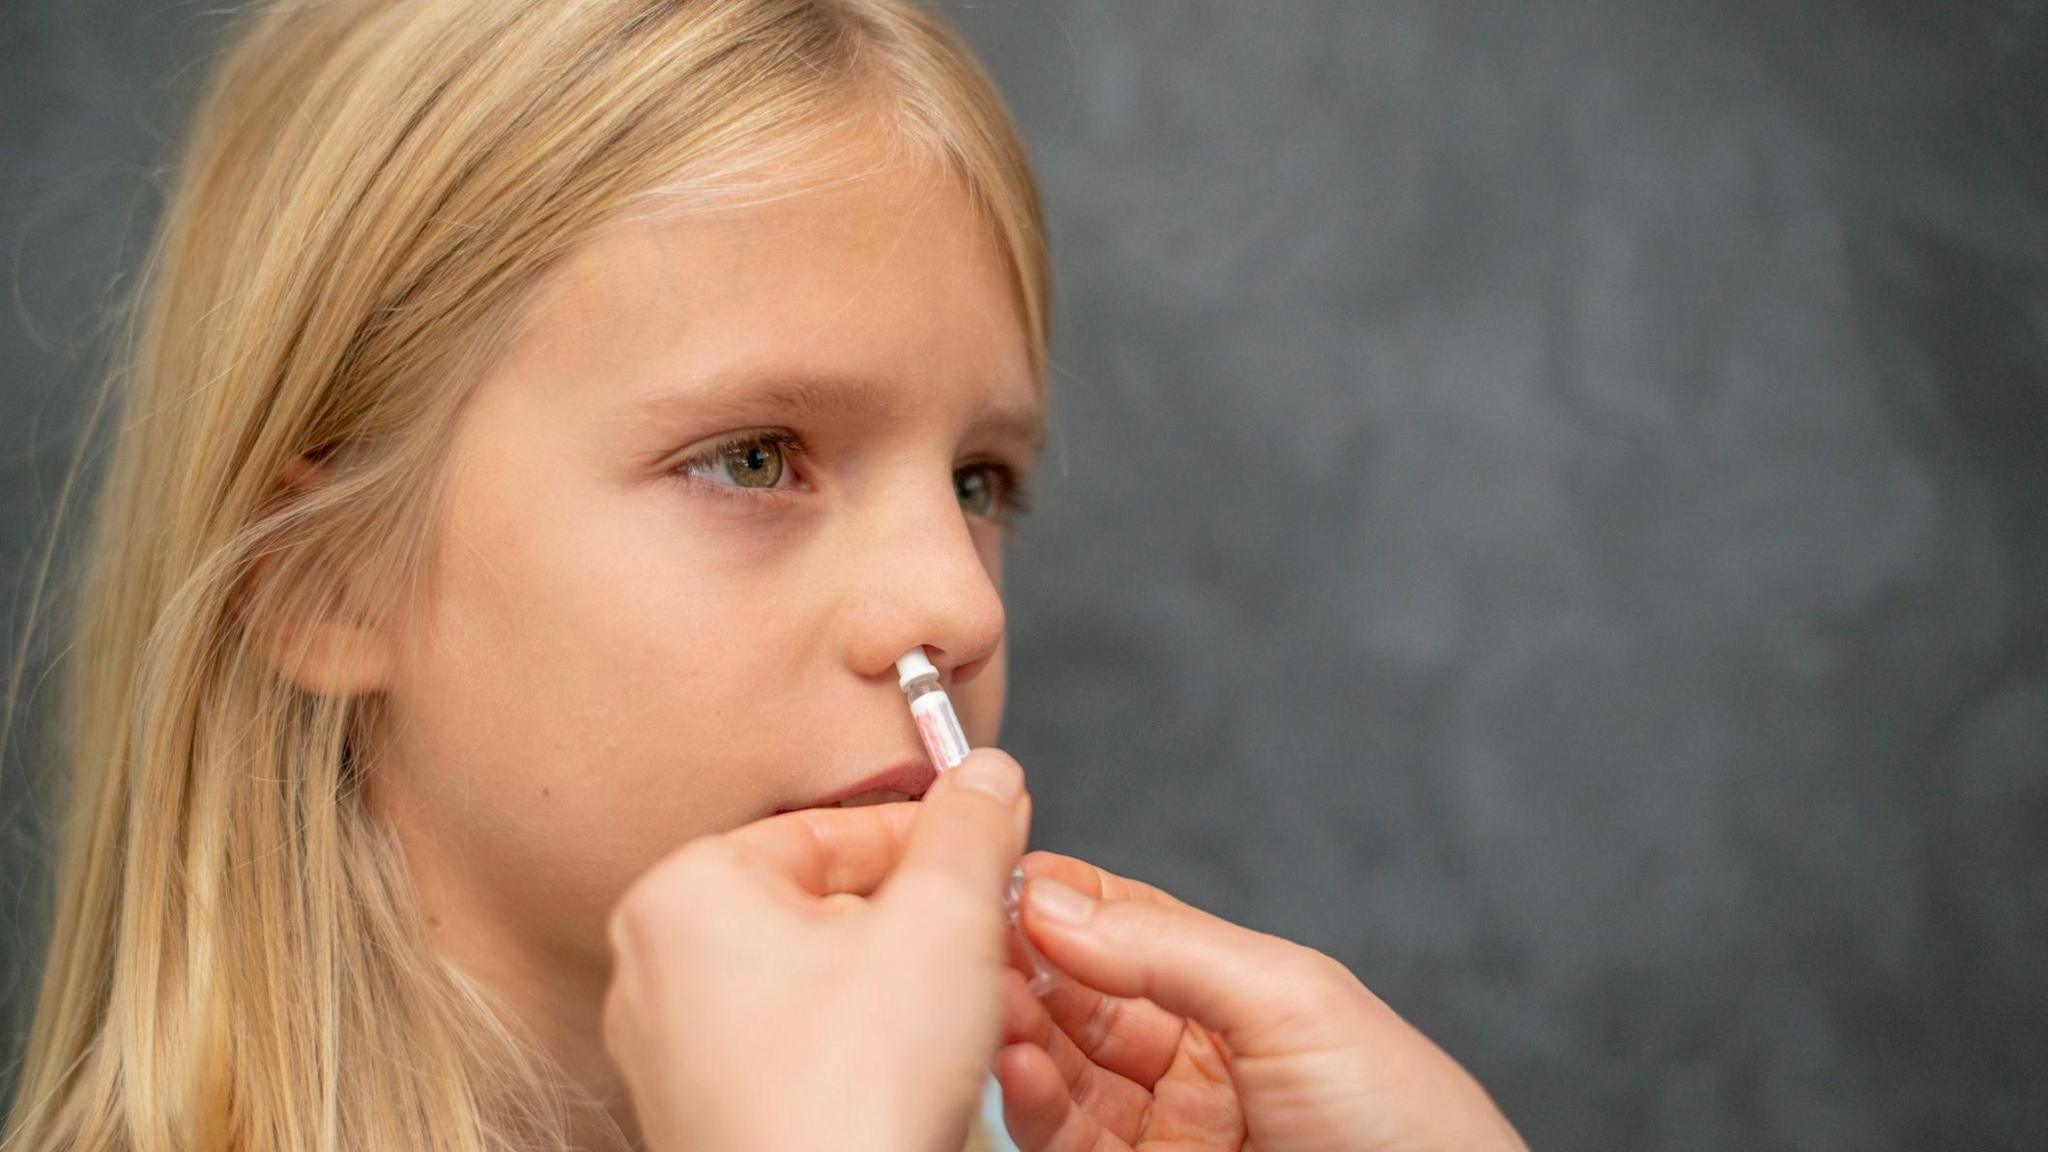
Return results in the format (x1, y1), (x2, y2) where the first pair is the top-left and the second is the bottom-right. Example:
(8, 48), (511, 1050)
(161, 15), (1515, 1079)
(6, 2), (2045, 1147)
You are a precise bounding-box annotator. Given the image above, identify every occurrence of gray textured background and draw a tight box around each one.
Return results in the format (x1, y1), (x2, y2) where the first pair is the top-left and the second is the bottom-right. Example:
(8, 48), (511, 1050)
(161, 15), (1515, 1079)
(6, 2), (2046, 1147)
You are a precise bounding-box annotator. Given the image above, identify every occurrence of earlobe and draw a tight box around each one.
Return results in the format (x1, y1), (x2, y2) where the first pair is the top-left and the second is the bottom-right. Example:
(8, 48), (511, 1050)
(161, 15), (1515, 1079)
(244, 454), (397, 698)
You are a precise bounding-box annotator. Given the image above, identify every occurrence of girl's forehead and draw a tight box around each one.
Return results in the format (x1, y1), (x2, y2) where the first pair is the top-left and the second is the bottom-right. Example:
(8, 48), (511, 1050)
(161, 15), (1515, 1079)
(520, 151), (1014, 347)
(576, 117), (983, 282)
(492, 159), (1043, 446)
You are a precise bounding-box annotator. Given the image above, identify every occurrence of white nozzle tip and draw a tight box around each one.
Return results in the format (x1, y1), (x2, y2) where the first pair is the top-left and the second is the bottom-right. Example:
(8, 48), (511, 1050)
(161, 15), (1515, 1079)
(895, 647), (939, 692)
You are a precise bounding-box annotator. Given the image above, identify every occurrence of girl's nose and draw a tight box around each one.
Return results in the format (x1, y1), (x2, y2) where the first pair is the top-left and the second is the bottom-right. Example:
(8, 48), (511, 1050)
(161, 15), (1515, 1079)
(834, 470), (1007, 687)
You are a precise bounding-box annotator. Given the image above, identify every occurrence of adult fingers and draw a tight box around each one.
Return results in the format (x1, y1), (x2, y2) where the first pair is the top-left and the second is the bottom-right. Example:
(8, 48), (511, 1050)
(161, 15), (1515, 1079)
(1020, 869), (1378, 1059)
(1020, 956), (1190, 1090)
(1014, 852), (1249, 1086)
(1020, 850), (1188, 909)
(999, 970), (1154, 1145)
(995, 1041), (1130, 1152)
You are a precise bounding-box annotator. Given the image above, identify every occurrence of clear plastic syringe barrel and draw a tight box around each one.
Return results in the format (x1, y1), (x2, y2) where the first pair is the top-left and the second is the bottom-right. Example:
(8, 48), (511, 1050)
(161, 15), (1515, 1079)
(905, 674), (971, 770)
(896, 647), (1066, 995)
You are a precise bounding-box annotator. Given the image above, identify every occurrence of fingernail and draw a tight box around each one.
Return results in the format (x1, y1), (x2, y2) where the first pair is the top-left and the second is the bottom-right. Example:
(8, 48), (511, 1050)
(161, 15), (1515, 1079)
(1028, 877), (1094, 925)
(954, 754), (1023, 803)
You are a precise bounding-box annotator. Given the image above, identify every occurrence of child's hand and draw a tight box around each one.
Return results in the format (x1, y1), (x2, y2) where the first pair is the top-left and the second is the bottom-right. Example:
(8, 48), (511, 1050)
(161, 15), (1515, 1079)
(998, 851), (1528, 1152)
(601, 749), (1031, 1152)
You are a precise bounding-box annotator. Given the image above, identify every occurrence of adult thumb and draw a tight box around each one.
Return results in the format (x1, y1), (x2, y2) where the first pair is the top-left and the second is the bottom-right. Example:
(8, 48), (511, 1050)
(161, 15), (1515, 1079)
(881, 748), (1030, 919)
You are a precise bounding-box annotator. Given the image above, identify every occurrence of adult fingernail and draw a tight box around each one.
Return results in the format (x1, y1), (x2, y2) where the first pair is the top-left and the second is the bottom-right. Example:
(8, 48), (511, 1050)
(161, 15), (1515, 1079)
(955, 754), (1023, 803)
(1028, 877), (1094, 925)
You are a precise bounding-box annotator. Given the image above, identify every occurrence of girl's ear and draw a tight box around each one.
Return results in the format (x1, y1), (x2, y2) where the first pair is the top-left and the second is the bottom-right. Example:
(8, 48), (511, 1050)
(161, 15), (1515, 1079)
(243, 453), (397, 698)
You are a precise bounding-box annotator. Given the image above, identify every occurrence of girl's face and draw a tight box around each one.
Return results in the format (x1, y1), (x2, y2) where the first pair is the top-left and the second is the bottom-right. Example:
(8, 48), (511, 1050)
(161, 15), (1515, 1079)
(366, 123), (1043, 982)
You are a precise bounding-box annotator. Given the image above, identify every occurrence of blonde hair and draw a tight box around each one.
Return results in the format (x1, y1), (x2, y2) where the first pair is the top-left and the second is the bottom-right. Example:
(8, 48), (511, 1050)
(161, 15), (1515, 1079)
(1, 1), (1047, 1148)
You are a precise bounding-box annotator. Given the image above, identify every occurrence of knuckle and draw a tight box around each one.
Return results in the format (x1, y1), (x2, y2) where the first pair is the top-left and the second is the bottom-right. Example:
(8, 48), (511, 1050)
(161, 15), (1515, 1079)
(605, 903), (635, 957)
(1077, 989), (1124, 1056)
(609, 837), (732, 956)
(608, 885), (669, 961)
(1268, 938), (1331, 981)
(1268, 943), (1371, 1018)
(1298, 946), (1366, 993)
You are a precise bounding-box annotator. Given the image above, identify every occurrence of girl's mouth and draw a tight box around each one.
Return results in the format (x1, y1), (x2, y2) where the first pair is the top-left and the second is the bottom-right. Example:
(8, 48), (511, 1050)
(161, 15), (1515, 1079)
(773, 758), (935, 814)
(830, 789), (921, 807)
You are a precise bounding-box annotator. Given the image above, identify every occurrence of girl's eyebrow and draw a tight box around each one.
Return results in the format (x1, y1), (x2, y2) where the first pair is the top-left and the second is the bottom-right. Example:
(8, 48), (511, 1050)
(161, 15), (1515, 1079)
(633, 370), (1048, 456)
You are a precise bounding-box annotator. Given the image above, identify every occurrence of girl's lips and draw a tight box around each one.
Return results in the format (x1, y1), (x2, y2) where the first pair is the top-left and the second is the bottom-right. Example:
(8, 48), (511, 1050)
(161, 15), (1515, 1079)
(773, 757), (936, 814)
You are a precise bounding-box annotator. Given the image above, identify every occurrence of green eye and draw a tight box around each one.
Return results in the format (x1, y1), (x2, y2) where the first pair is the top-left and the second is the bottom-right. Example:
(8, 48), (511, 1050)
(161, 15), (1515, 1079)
(956, 467), (995, 517)
(718, 439), (785, 488)
(677, 433), (793, 490)
(674, 434), (1032, 525)
(957, 463), (1032, 524)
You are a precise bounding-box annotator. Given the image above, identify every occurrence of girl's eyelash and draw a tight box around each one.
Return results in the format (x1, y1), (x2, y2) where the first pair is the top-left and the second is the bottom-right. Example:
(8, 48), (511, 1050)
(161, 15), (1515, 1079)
(976, 461), (1035, 529)
(667, 430), (808, 507)
(666, 430), (1037, 529)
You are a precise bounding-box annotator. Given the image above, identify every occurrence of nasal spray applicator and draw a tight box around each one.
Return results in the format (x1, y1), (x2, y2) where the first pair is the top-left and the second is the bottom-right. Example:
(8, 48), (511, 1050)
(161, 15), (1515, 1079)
(896, 647), (1067, 996)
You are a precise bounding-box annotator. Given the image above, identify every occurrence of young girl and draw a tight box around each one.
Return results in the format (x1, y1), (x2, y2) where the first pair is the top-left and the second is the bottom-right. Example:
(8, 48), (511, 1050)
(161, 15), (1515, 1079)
(2, 1), (1527, 1149)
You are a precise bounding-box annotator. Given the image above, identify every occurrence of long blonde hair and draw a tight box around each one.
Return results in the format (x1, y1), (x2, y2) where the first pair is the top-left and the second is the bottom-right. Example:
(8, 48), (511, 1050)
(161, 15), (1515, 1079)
(1, 1), (1047, 1148)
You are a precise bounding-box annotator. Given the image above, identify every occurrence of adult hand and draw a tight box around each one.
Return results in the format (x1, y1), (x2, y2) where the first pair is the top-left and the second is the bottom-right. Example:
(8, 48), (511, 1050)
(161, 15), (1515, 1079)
(602, 749), (1031, 1152)
(996, 851), (1527, 1152)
